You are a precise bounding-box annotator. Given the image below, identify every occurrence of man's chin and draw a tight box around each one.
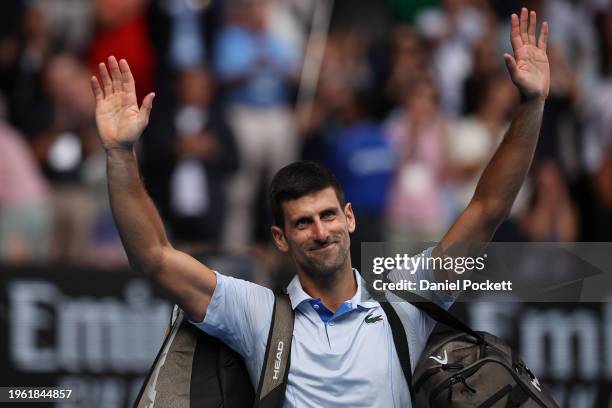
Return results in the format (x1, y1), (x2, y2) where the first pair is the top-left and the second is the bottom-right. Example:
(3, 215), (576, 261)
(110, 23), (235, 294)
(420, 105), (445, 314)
(303, 253), (346, 278)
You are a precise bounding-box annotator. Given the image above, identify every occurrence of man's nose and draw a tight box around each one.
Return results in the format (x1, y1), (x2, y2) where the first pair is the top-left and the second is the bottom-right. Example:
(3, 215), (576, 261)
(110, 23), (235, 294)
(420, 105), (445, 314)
(312, 219), (329, 241)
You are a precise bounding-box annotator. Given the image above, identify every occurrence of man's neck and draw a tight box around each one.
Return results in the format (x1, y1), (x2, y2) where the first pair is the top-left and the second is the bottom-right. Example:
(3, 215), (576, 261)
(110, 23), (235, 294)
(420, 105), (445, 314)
(297, 264), (357, 312)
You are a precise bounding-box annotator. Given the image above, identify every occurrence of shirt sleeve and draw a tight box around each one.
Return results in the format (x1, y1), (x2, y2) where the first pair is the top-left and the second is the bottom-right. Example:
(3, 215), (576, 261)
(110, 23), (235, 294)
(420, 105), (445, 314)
(189, 271), (275, 359)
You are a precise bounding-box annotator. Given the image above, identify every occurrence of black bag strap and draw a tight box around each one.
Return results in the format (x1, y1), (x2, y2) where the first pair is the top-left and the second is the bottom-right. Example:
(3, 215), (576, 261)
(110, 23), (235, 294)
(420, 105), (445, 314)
(379, 302), (415, 401)
(506, 385), (530, 407)
(254, 289), (294, 408)
(409, 297), (485, 343)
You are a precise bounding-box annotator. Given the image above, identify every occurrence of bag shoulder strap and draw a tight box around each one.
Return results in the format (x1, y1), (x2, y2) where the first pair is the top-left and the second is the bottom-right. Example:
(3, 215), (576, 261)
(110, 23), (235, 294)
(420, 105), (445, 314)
(379, 302), (415, 401)
(133, 307), (186, 408)
(399, 290), (485, 343)
(254, 289), (294, 408)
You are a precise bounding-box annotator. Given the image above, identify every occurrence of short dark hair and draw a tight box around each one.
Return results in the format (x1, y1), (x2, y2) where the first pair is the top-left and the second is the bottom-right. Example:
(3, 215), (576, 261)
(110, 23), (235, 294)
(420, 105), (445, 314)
(269, 161), (346, 227)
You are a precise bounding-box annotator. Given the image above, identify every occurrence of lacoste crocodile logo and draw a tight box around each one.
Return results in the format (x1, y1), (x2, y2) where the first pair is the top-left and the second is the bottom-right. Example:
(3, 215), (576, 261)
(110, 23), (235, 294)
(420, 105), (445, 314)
(429, 350), (448, 364)
(364, 313), (383, 324)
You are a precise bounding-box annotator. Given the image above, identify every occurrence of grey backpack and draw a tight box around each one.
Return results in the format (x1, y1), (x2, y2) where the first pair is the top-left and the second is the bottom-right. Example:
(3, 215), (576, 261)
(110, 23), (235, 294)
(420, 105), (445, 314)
(133, 291), (293, 408)
(381, 297), (560, 407)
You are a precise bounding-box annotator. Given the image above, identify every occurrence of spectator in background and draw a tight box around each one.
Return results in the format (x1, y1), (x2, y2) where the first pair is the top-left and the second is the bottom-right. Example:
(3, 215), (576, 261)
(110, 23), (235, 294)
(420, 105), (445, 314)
(88, 0), (156, 101)
(332, 31), (375, 95)
(29, 0), (95, 53)
(0, 1), (27, 124)
(299, 34), (355, 163)
(8, 4), (53, 136)
(300, 31), (378, 173)
(384, 77), (450, 245)
(536, 44), (583, 175)
(574, 148), (612, 241)
(383, 25), (430, 112)
(463, 30), (502, 115)
(141, 67), (238, 248)
(590, 149), (612, 240)
(35, 55), (99, 182)
(0, 121), (50, 263)
(299, 30), (378, 160)
(583, 8), (612, 174)
(32, 53), (100, 263)
(324, 90), (394, 270)
(265, 0), (311, 54)
(415, 0), (491, 116)
(149, 0), (221, 74)
(495, 160), (578, 242)
(448, 72), (518, 217)
(214, 0), (300, 250)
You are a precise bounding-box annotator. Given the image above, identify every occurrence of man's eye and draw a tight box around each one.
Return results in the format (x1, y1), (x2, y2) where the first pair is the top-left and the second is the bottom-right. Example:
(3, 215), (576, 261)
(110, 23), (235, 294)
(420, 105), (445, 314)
(296, 220), (310, 228)
(322, 212), (336, 220)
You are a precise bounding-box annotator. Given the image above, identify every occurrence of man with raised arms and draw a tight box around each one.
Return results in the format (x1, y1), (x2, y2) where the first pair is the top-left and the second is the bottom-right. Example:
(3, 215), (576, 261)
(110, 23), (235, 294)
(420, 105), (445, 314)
(91, 8), (549, 407)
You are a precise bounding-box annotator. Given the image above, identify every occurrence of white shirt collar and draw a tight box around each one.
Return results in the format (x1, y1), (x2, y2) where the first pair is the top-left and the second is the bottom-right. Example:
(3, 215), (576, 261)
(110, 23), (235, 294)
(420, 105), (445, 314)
(286, 269), (378, 310)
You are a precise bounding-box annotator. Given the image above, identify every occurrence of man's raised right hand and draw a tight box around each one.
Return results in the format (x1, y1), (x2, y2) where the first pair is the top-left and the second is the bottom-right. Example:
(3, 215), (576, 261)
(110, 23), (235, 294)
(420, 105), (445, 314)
(91, 56), (155, 151)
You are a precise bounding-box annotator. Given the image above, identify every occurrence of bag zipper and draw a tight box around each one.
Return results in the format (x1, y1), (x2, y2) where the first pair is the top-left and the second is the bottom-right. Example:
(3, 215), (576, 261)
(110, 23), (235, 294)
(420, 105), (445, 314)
(428, 358), (548, 407)
(414, 363), (464, 394)
(430, 368), (480, 405)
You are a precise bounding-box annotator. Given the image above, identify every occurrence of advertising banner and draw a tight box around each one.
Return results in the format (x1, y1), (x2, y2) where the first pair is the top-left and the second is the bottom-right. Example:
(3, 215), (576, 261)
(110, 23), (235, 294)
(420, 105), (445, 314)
(0, 267), (172, 407)
(1, 265), (611, 407)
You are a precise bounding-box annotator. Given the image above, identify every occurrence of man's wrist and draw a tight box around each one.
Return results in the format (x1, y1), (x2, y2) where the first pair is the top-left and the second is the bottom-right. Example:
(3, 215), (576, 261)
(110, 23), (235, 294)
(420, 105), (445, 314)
(105, 145), (136, 159)
(519, 92), (547, 106)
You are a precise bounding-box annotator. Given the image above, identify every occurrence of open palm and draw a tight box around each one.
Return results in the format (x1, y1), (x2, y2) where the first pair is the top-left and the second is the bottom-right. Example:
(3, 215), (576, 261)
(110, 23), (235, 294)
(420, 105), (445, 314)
(91, 56), (155, 150)
(504, 8), (550, 101)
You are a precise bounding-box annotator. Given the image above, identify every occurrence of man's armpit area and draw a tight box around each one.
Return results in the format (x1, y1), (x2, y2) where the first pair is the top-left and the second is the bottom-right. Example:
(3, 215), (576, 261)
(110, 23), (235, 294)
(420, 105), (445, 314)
(186, 271), (275, 359)
(188, 270), (224, 327)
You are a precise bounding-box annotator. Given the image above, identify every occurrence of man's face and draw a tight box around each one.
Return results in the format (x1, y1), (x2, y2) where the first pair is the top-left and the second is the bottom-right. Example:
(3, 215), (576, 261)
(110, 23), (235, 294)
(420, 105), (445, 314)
(271, 187), (356, 279)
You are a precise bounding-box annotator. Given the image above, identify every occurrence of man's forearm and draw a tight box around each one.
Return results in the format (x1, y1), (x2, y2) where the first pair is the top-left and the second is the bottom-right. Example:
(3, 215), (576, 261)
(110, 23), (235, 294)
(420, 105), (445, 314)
(472, 98), (545, 221)
(106, 148), (170, 273)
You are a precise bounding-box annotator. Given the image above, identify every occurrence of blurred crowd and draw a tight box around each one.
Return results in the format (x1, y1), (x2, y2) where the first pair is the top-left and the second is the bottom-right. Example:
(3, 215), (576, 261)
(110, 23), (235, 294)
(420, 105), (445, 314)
(0, 0), (611, 274)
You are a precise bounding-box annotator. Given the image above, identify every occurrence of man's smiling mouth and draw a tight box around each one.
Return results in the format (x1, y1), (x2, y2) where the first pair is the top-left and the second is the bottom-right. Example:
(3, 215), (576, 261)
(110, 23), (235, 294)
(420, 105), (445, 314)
(310, 242), (336, 252)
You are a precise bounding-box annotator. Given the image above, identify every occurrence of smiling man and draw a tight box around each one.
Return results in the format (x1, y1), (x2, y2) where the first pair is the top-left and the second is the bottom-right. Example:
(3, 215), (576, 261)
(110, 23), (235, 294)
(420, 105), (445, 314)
(91, 8), (549, 407)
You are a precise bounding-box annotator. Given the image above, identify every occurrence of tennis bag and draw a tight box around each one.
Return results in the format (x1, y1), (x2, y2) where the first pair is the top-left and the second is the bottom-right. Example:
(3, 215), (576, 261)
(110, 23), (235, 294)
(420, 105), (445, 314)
(382, 296), (560, 408)
(133, 292), (293, 408)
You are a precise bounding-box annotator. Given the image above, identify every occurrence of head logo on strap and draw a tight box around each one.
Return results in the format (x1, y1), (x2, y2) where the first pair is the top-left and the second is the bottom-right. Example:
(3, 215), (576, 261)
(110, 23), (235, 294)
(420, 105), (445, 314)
(272, 341), (284, 380)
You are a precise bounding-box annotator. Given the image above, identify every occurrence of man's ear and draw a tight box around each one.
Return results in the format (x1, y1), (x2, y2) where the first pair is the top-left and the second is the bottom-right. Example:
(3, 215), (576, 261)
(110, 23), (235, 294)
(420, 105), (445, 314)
(344, 202), (356, 233)
(271, 225), (289, 252)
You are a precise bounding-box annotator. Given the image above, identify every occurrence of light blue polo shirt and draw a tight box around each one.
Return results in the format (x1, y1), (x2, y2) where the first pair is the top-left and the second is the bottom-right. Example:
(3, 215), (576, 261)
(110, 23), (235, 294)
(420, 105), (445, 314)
(191, 249), (458, 407)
